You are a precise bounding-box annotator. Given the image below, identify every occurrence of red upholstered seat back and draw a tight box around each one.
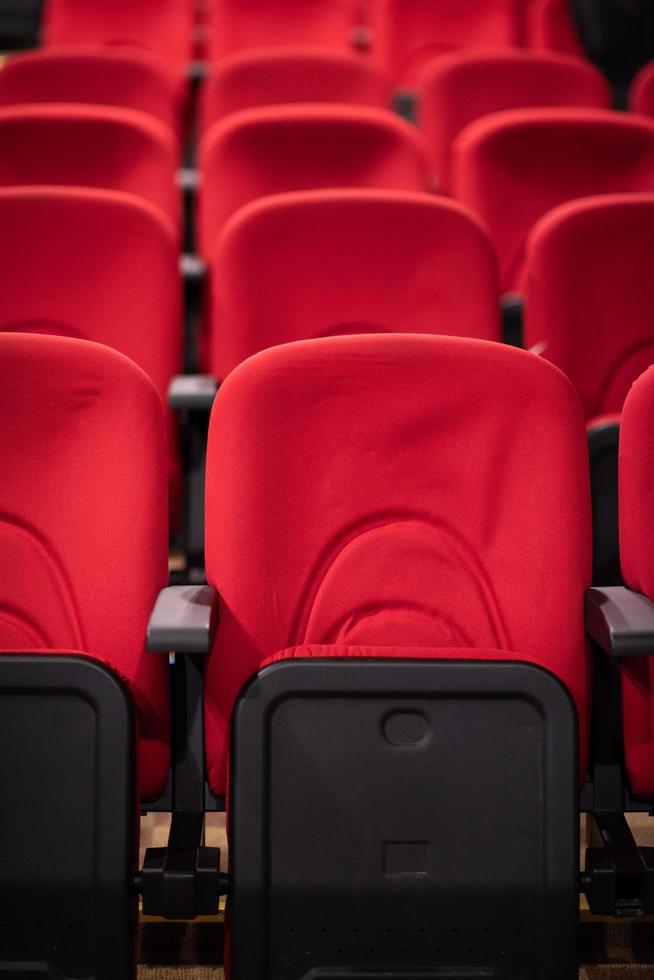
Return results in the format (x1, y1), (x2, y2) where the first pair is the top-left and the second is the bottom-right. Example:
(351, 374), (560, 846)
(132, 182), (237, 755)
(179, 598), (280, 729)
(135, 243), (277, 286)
(522, 0), (585, 55)
(524, 194), (654, 422)
(0, 187), (183, 515)
(207, 190), (501, 376)
(200, 47), (391, 131)
(198, 104), (431, 255)
(0, 105), (179, 229)
(417, 50), (610, 188)
(204, 335), (591, 795)
(452, 108), (654, 292)
(372, 0), (523, 85)
(0, 333), (170, 800)
(0, 48), (181, 133)
(631, 61), (654, 119)
(43, 0), (194, 75)
(618, 368), (654, 797)
(209, 0), (358, 60)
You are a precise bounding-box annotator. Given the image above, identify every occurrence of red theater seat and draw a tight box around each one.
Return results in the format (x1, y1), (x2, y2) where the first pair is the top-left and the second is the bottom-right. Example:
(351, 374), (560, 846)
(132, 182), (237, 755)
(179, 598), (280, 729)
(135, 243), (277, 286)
(522, 0), (585, 55)
(0, 104), (180, 229)
(0, 48), (181, 134)
(417, 50), (610, 189)
(0, 332), (170, 801)
(42, 0), (194, 78)
(205, 189), (501, 376)
(203, 334), (591, 797)
(199, 47), (391, 131)
(451, 108), (654, 292)
(198, 104), (431, 255)
(618, 367), (654, 797)
(524, 194), (654, 584)
(630, 61), (654, 119)
(371, 0), (523, 87)
(208, 0), (358, 61)
(524, 194), (654, 422)
(0, 187), (183, 522)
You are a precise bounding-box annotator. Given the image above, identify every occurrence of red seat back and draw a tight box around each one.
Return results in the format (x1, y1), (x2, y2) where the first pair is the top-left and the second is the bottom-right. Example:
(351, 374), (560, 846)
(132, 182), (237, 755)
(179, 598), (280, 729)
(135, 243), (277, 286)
(0, 187), (182, 515)
(198, 104), (431, 255)
(418, 50), (610, 189)
(200, 47), (391, 131)
(43, 0), (194, 75)
(452, 108), (654, 291)
(0, 104), (180, 229)
(524, 194), (654, 422)
(630, 61), (654, 119)
(0, 333), (170, 800)
(204, 334), (591, 795)
(618, 367), (654, 797)
(207, 189), (501, 376)
(372, 0), (523, 86)
(522, 0), (585, 56)
(209, 0), (358, 60)
(0, 48), (181, 134)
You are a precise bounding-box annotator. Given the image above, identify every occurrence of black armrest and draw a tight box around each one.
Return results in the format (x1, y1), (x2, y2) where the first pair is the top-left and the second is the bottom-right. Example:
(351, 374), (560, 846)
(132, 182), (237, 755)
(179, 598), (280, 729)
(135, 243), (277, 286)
(585, 586), (654, 657)
(147, 585), (219, 654)
(168, 374), (219, 412)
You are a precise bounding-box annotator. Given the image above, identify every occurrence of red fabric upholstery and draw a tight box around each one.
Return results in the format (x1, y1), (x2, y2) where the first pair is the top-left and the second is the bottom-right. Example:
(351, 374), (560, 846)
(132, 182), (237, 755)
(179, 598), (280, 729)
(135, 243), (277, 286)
(524, 194), (654, 421)
(0, 104), (180, 230)
(522, 0), (585, 56)
(0, 187), (183, 520)
(43, 0), (194, 76)
(209, 0), (358, 61)
(417, 50), (610, 189)
(206, 189), (500, 376)
(371, 0), (523, 86)
(263, 644), (557, 673)
(0, 48), (181, 134)
(204, 334), (591, 796)
(200, 47), (391, 132)
(618, 367), (654, 797)
(631, 61), (654, 119)
(0, 333), (170, 800)
(451, 108), (654, 292)
(198, 104), (431, 255)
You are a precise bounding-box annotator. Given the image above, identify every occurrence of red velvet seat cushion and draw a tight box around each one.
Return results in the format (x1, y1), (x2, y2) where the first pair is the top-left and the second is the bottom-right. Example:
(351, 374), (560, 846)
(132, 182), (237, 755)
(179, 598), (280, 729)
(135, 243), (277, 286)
(0, 104), (179, 230)
(207, 189), (501, 376)
(0, 187), (183, 524)
(0, 47), (182, 135)
(524, 194), (654, 420)
(417, 50), (610, 189)
(619, 367), (654, 797)
(198, 104), (431, 255)
(204, 334), (591, 796)
(452, 108), (654, 292)
(200, 47), (391, 131)
(371, 0), (523, 86)
(43, 0), (194, 77)
(209, 0), (358, 61)
(631, 61), (654, 119)
(0, 334), (170, 799)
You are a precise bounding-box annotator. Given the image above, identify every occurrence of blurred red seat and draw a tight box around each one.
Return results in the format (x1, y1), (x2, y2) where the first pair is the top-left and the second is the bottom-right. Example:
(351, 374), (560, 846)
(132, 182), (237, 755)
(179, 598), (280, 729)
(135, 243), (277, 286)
(417, 49), (610, 188)
(206, 189), (501, 376)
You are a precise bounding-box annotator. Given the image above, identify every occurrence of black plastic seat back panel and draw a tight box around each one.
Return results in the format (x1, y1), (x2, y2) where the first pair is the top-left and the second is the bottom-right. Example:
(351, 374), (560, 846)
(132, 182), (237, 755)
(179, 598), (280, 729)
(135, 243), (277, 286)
(0, 655), (137, 980)
(229, 658), (579, 980)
